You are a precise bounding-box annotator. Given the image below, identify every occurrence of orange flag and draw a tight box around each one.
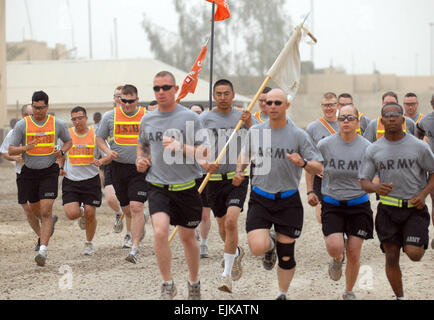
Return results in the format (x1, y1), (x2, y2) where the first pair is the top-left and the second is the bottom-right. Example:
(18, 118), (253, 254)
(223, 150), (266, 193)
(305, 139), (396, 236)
(176, 43), (208, 103)
(206, 0), (230, 21)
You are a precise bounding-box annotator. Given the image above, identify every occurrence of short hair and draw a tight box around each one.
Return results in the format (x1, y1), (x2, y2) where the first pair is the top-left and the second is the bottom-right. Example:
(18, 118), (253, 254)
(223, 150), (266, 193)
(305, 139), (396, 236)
(32, 91), (49, 104)
(213, 79), (234, 92)
(262, 87), (272, 94)
(381, 103), (404, 115)
(339, 104), (359, 119)
(121, 84), (138, 97)
(338, 93), (353, 102)
(190, 104), (204, 111)
(93, 112), (102, 123)
(154, 71), (176, 85)
(149, 100), (158, 106)
(115, 85), (124, 92)
(71, 106), (87, 116)
(322, 92), (337, 100)
(404, 92), (418, 99)
(21, 104), (32, 116)
(382, 91), (398, 103)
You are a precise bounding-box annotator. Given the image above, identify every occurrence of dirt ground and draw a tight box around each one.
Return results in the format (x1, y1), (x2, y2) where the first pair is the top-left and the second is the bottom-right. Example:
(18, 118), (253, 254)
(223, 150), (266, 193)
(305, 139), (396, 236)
(0, 161), (433, 300)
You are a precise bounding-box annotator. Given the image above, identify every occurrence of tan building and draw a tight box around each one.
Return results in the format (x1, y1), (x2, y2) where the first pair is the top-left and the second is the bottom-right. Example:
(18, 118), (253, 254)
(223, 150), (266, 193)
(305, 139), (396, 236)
(5, 58), (251, 127)
(7, 40), (70, 61)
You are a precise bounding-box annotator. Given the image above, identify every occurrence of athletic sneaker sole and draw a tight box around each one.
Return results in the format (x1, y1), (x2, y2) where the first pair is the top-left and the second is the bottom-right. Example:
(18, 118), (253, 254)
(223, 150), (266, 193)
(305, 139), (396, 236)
(125, 254), (137, 264)
(35, 254), (46, 267)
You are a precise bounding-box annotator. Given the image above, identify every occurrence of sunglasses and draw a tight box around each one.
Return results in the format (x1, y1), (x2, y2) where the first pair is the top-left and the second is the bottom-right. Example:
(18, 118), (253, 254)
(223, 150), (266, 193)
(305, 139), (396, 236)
(32, 105), (48, 111)
(71, 116), (86, 122)
(153, 85), (175, 92)
(338, 115), (357, 122)
(321, 103), (337, 108)
(266, 100), (283, 106)
(121, 98), (137, 104)
(382, 112), (403, 118)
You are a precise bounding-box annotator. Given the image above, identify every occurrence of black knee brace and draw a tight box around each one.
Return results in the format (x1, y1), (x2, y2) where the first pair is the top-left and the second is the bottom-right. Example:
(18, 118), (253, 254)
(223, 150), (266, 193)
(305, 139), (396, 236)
(276, 241), (296, 270)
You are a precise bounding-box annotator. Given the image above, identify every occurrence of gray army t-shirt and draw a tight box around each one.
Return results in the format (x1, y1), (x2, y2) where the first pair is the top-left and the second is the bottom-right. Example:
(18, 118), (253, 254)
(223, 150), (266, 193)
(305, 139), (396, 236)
(417, 112), (434, 152)
(242, 120), (323, 193)
(363, 116), (416, 143)
(10, 116), (71, 170)
(318, 134), (371, 200)
(306, 119), (339, 146)
(359, 134), (434, 199)
(96, 107), (144, 164)
(199, 107), (259, 174)
(138, 105), (207, 185)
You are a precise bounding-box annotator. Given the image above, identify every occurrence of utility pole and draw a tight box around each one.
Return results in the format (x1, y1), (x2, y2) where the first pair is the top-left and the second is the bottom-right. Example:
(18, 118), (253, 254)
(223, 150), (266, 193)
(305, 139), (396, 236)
(310, 0), (314, 66)
(114, 18), (118, 59)
(0, 0), (7, 128)
(430, 23), (434, 75)
(88, 0), (93, 59)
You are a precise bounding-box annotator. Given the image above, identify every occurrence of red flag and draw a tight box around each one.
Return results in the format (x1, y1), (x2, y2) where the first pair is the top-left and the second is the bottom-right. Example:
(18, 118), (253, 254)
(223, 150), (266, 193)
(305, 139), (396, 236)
(176, 44), (208, 103)
(206, 0), (230, 21)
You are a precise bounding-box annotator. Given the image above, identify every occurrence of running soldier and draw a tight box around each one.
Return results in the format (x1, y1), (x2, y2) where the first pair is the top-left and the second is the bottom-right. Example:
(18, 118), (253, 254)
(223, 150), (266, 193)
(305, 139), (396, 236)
(96, 84), (147, 263)
(359, 102), (434, 300)
(337, 93), (370, 135)
(137, 71), (209, 300)
(0, 104), (58, 252)
(233, 88), (323, 300)
(198, 79), (259, 293)
(8, 91), (72, 266)
(416, 93), (434, 249)
(317, 104), (373, 300)
(253, 87), (272, 123)
(403, 92), (423, 124)
(305, 92), (340, 224)
(59, 106), (109, 255)
(363, 91), (416, 143)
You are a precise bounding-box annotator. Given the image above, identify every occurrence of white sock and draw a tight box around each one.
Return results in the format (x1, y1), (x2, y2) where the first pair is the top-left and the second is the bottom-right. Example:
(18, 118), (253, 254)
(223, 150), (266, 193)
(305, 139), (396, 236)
(126, 231), (132, 237)
(200, 238), (207, 246)
(189, 280), (200, 286)
(116, 210), (122, 215)
(397, 296), (407, 300)
(269, 237), (275, 251)
(277, 291), (287, 298)
(222, 252), (236, 277)
(163, 279), (173, 286)
(86, 240), (93, 245)
(39, 245), (47, 252)
(235, 247), (240, 257)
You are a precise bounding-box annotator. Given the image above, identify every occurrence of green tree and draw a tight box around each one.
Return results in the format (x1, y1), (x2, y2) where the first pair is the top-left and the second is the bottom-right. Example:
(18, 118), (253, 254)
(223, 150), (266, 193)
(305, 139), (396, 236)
(141, 0), (292, 78)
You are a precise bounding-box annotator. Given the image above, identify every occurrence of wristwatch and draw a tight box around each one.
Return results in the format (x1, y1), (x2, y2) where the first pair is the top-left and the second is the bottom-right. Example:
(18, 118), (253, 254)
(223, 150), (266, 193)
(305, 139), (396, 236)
(302, 159), (308, 168)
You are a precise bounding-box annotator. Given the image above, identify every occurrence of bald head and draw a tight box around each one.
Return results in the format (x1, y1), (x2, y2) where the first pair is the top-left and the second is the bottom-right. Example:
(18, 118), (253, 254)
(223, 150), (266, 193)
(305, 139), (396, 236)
(21, 104), (33, 117)
(267, 88), (288, 103)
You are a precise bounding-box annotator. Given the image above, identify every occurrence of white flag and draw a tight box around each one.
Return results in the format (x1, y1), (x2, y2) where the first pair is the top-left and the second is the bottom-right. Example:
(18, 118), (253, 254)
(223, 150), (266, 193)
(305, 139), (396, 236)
(266, 25), (303, 102)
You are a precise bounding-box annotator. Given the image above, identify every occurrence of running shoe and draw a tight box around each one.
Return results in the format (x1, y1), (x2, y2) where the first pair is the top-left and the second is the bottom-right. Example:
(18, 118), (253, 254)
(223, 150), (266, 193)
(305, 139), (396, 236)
(51, 214), (58, 236)
(123, 233), (133, 249)
(35, 249), (47, 267)
(262, 231), (277, 270)
(232, 246), (244, 281)
(342, 291), (357, 300)
(200, 244), (209, 259)
(82, 241), (94, 256)
(125, 246), (139, 264)
(160, 282), (177, 300)
(187, 281), (201, 300)
(217, 275), (232, 293)
(328, 257), (343, 281)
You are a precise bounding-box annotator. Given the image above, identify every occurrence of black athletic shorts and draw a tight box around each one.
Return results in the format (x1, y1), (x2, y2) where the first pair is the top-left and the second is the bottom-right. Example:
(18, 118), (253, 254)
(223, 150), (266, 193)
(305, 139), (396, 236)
(206, 177), (249, 218)
(17, 163), (59, 203)
(62, 175), (102, 207)
(110, 161), (148, 207)
(313, 175), (323, 201)
(103, 163), (113, 187)
(245, 190), (303, 239)
(195, 175), (210, 208)
(16, 173), (28, 204)
(375, 203), (430, 252)
(321, 201), (374, 240)
(148, 183), (202, 229)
